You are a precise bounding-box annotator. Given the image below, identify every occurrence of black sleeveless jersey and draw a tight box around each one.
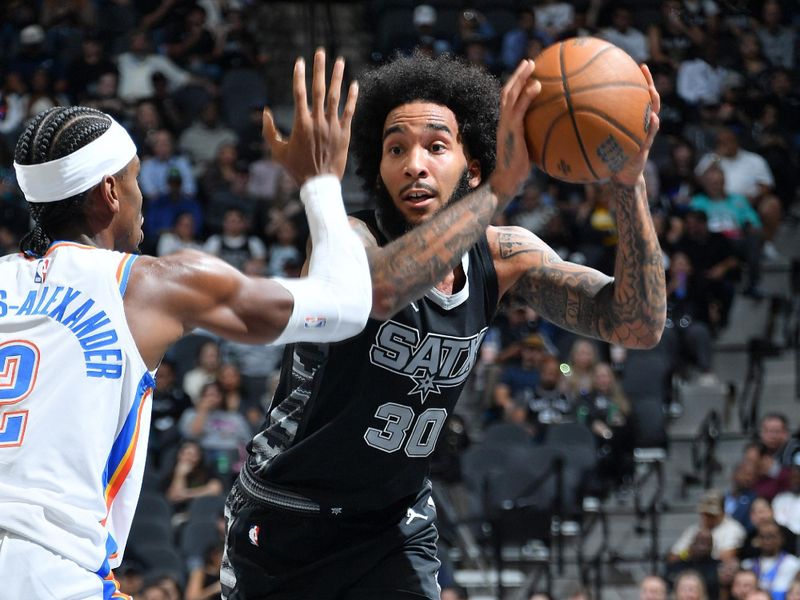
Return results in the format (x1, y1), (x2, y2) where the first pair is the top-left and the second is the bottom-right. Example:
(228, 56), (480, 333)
(245, 210), (498, 512)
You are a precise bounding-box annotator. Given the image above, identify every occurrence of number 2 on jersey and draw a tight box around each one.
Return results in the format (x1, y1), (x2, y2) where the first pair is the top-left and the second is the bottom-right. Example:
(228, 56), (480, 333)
(0, 341), (40, 448)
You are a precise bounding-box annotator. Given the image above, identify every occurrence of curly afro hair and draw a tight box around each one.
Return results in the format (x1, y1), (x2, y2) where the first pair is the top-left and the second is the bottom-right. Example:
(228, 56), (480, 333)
(351, 51), (500, 193)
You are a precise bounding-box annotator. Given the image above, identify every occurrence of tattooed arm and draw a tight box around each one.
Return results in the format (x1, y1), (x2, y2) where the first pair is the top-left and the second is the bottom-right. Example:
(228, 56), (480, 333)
(491, 179), (665, 348)
(348, 60), (542, 320)
(491, 65), (666, 348)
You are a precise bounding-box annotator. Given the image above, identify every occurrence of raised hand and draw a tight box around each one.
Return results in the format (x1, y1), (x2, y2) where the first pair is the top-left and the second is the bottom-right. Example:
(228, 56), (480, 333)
(262, 48), (358, 184)
(611, 64), (661, 187)
(489, 59), (541, 206)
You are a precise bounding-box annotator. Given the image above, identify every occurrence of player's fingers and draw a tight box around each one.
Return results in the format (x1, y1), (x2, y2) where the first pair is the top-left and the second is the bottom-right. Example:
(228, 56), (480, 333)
(641, 64), (661, 114)
(512, 78), (541, 120)
(292, 58), (309, 120)
(312, 48), (326, 121)
(327, 56), (345, 120)
(341, 81), (359, 132)
(262, 108), (286, 156)
(501, 59), (535, 108)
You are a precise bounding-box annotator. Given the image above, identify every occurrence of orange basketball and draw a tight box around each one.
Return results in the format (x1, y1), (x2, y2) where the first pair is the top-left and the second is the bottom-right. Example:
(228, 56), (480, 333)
(524, 37), (651, 184)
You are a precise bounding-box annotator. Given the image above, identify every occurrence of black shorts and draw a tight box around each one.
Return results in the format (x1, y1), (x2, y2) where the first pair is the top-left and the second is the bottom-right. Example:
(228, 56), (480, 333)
(221, 480), (440, 600)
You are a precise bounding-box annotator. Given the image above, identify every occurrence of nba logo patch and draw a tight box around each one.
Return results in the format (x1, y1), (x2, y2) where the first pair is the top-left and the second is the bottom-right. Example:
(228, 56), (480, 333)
(303, 316), (327, 329)
(248, 524), (260, 547)
(34, 258), (50, 283)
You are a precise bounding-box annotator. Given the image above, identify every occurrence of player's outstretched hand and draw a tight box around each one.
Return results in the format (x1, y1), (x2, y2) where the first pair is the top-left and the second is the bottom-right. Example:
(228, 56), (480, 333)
(489, 59), (541, 208)
(611, 64), (660, 187)
(262, 48), (358, 184)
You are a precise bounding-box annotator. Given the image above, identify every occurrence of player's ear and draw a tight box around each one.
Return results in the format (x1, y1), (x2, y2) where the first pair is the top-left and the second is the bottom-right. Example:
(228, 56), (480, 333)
(467, 158), (481, 188)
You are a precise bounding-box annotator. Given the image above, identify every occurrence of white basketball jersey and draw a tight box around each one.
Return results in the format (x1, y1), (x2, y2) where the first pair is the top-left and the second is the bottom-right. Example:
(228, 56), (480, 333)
(0, 242), (153, 576)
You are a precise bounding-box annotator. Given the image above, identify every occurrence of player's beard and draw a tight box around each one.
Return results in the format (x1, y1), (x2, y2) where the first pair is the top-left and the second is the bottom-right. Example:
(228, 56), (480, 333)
(375, 168), (472, 240)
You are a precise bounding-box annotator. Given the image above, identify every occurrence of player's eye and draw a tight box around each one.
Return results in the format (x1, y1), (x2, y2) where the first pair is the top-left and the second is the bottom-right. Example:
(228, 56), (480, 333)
(430, 142), (446, 153)
(387, 145), (403, 156)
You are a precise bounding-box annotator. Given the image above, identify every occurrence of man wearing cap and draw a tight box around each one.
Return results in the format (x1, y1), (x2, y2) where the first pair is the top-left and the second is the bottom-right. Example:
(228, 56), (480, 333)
(669, 489), (747, 564)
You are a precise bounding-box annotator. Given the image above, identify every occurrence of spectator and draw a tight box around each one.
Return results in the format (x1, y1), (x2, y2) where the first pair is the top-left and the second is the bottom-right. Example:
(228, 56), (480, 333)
(666, 529), (721, 599)
(772, 454), (800, 537)
(730, 569), (758, 600)
(178, 100), (238, 177)
(203, 207), (267, 274)
(756, 1), (794, 69)
(501, 8), (552, 74)
(64, 31), (116, 103)
(504, 178), (557, 237)
(662, 251), (717, 383)
(534, 0), (575, 40)
(178, 381), (252, 480)
(718, 559), (740, 600)
(83, 71), (126, 124)
(741, 521), (800, 599)
(648, 0), (704, 69)
(745, 590), (773, 600)
(659, 138), (700, 212)
(116, 31), (192, 104)
(183, 340), (222, 403)
(675, 209), (738, 332)
(528, 354), (573, 440)
(673, 569), (709, 600)
(640, 574), (668, 600)
(157, 211), (204, 257)
(751, 444), (792, 502)
(695, 128), (782, 259)
(185, 541), (223, 600)
(599, 4), (649, 64)
(22, 67), (67, 119)
(759, 414), (799, 468)
(576, 362), (632, 488)
(9, 24), (65, 90)
(563, 338), (600, 397)
(735, 31), (771, 95)
(199, 141), (243, 204)
(149, 358), (193, 468)
(651, 66), (692, 144)
(162, 440), (224, 526)
(492, 333), (547, 425)
(0, 72), (27, 143)
(669, 489), (746, 563)
(690, 162), (762, 296)
(163, 4), (221, 80)
(129, 100), (169, 155)
(246, 140), (286, 202)
(220, 339), (282, 428)
(266, 218), (302, 278)
(724, 461), (759, 531)
(738, 497), (797, 560)
(144, 167), (203, 245)
(139, 129), (197, 201)
(677, 41), (732, 107)
(574, 183), (618, 274)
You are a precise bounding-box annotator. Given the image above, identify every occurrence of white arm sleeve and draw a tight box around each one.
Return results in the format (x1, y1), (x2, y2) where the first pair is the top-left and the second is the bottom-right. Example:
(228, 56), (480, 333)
(270, 175), (372, 345)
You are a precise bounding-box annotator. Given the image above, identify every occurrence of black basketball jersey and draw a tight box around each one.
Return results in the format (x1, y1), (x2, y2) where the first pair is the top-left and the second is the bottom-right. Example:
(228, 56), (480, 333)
(245, 211), (498, 513)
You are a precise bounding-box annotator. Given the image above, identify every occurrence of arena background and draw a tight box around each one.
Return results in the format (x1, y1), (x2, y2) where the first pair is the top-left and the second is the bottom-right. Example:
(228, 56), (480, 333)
(0, 1), (798, 599)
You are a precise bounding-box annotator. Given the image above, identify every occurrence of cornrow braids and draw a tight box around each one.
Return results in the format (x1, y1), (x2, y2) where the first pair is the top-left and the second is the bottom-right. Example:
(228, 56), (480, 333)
(15, 107), (112, 258)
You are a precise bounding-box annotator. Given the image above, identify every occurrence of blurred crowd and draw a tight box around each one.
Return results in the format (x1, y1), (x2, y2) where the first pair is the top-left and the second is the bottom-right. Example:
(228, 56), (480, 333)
(1, 0), (799, 598)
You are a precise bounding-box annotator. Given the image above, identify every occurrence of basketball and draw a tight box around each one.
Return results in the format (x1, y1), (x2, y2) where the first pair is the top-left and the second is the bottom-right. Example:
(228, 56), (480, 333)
(524, 37), (651, 184)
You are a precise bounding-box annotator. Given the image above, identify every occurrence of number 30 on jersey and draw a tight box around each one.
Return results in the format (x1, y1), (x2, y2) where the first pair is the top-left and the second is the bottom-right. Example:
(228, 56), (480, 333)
(0, 341), (40, 448)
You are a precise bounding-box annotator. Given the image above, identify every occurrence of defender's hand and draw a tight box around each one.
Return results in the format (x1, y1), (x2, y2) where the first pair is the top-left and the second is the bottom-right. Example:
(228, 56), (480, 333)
(262, 48), (358, 184)
(489, 59), (541, 207)
(611, 64), (660, 188)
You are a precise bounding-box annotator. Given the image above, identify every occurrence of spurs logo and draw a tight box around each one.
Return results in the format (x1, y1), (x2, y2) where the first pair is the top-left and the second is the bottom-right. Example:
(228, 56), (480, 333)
(370, 321), (487, 403)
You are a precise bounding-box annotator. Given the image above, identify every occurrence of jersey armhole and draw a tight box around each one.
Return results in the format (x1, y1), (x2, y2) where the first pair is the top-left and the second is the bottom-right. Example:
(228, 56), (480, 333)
(115, 254), (139, 297)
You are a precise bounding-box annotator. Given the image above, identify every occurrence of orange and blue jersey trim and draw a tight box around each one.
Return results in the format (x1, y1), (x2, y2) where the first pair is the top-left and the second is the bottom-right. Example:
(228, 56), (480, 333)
(102, 372), (154, 514)
(44, 241), (96, 256)
(115, 254), (138, 297)
(96, 537), (131, 599)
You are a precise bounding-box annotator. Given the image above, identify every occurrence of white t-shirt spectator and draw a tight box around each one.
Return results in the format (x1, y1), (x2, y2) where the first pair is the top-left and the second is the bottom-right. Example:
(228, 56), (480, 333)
(671, 516), (746, 560)
(116, 52), (191, 103)
(773, 491), (800, 535)
(676, 59), (730, 105)
(600, 27), (649, 63)
(742, 553), (800, 598)
(696, 150), (775, 200)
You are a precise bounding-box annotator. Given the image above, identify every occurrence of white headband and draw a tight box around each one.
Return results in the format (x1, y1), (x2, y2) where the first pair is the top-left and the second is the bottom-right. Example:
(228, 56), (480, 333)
(14, 118), (137, 204)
